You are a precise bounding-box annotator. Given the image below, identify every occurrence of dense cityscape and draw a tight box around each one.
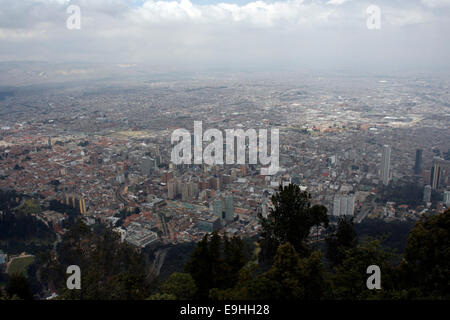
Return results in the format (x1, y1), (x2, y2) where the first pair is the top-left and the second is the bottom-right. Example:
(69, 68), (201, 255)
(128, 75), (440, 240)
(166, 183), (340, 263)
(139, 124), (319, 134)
(0, 0), (449, 309)
(0, 70), (449, 252)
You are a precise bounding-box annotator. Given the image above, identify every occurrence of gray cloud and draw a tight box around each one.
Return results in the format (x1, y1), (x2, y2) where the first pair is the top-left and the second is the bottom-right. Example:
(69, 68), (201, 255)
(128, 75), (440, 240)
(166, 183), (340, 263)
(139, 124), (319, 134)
(0, 0), (449, 72)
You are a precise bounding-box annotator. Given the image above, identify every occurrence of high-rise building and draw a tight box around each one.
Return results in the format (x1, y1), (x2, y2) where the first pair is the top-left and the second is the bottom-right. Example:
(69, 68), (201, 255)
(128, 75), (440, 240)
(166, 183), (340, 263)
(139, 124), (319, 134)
(423, 185), (431, 203)
(181, 182), (197, 202)
(381, 145), (391, 186)
(221, 174), (232, 186)
(443, 190), (450, 206)
(333, 194), (355, 216)
(175, 179), (182, 196)
(79, 198), (87, 214)
(189, 182), (198, 200)
(163, 171), (174, 183)
(224, 196), (234, 222)
(197, 216), (221, 233)
(430, 162), (440, 190)
(346, 195), (355, 216)
(340, 196), (348, 216)
(414, 149), (423, 175)
(213, 199), (223, 221)
(141, 157), (156, 176)
(64, 194), (87, 214)
(209, 177), (220, 190)
(240, 164), (246, 176)
(333, 195), (341, 216)
(261, 199), (269, 218)
(167, 180), (175, 199)
(430, 157), (450, 190)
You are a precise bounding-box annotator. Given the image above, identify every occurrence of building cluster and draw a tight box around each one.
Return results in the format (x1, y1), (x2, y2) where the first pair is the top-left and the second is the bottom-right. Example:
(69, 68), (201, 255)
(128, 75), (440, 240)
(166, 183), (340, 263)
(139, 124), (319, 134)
(0, 73), (449, 249)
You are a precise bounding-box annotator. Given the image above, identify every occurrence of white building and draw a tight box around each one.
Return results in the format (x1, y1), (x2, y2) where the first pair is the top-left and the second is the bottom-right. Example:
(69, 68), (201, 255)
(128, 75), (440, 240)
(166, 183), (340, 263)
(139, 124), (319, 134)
(381, 145), (391, 186)
(333, 194), (355, 216)
(444, 190), (450, 206)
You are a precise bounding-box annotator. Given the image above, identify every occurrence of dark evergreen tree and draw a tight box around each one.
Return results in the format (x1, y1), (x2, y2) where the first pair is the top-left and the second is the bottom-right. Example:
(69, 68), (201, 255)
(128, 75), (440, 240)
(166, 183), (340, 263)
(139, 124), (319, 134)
(258, 183), (328, 259)
(332, 240), (396, 299)
(185, 232), (248, 299)
(185, 234), (213, 299)
(398, 209), (450, 298)
(159, 273), (197, 300)
(7, 273), (33, 300)
(326, 217), (358, 268)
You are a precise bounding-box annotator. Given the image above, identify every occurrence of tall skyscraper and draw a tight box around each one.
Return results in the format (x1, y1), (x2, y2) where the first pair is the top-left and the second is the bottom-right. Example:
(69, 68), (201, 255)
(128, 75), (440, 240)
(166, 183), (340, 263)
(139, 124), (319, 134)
(224, 195), (234, 222)
(64, 194), (87, 214)
(181, 182), (197, 202)
(423, 185), (431, 203)
(141, 157), (156, 176)
(430, 157), (450, 190)
(340, 196), (348, 216)
(167, 180), (175, 199)
(213, 199), (223, 220)
(346, 195), (355, 216)
(414, 149), (423, 175)
(240, 164), (246, 176)
(381, 145), (391, 186)
(333, 195), (340, 216)
(444, 191), (450, 206)
(430, 161), (442, 190)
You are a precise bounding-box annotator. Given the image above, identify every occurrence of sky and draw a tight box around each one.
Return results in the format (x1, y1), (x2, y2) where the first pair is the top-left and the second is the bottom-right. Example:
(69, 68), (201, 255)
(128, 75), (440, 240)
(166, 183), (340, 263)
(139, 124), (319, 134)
(0, 0), (449, 73)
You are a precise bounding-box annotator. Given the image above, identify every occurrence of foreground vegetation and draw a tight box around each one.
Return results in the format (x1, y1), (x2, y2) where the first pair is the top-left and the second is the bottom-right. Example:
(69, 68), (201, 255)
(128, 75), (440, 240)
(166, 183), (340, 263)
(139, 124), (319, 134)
(1, 184), (449, 300)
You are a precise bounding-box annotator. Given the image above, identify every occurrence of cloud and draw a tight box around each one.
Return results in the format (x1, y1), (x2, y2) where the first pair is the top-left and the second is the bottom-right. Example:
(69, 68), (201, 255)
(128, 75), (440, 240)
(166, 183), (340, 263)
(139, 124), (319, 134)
(326, 0), (352, 5)
(0, 0), (448, 72)
(124, 0), (340, 28)
(421, 0), (450, 8)
(384, 6), (433, 26)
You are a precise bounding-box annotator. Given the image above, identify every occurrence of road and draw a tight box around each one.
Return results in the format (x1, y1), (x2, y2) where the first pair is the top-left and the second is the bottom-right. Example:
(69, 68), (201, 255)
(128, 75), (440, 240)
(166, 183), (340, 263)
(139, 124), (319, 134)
(151, 248), (169, 276)
(158, 212), (170, 238)
(356, 196), (375, 224)
(115, 183), (129, 206)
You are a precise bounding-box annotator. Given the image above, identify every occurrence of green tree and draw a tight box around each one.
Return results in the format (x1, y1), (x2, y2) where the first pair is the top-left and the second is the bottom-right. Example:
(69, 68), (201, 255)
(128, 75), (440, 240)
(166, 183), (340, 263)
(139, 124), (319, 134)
(185, 232), (248, 299)
(398, 209), (450, 298)
(332, 240), (396, 299)
(326, 217), (358, 268)
(265, 243), (304, 299)
(298, 251), (332, 300)
(223, 234), (248, 285)
(185, 235), (213, 299)
(160, 273), (197, 300)
(53, 221), (154, 300)
(19, 199), (41, 215)
(258, 184), (328, 259)
(7, 273), (33, 300)
(310, 204), (329, 245)
(147, 293), (177, 300)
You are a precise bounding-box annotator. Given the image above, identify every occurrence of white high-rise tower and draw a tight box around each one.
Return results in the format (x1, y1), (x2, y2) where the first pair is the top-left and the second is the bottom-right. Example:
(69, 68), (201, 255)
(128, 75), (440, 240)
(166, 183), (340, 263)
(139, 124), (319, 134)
(381, 145), (391, 186)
